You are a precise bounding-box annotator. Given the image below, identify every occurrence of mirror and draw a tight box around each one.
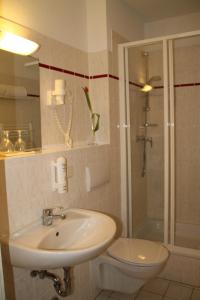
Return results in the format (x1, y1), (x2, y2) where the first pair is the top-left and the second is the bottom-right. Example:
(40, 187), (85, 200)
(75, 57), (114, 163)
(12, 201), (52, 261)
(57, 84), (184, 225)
(0, 49), (41, 155)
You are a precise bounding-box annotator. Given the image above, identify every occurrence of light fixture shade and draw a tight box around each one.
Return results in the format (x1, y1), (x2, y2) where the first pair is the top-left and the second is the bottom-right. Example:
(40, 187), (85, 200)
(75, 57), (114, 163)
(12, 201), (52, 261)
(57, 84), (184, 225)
(0, 31), (39, 55)
(141, 84), (153, 93)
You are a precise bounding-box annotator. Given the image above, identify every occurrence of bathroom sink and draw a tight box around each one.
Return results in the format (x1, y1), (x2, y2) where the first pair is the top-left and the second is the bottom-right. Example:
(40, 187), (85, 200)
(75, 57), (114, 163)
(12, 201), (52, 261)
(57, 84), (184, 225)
(6, 209), (116, 269)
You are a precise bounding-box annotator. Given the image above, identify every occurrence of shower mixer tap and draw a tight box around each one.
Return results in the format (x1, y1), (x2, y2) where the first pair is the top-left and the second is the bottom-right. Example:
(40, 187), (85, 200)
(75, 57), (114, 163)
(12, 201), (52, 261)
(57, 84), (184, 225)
(146, 137), (153, 147)
(143, 106), (151, 112)
(136, 136), (153, 148)
(143, 122), (158, 128)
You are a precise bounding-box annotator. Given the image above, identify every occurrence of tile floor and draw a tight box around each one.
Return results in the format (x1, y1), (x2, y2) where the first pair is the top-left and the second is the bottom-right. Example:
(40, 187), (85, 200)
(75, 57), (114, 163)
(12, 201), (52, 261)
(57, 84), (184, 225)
(95, 278), (200, 300)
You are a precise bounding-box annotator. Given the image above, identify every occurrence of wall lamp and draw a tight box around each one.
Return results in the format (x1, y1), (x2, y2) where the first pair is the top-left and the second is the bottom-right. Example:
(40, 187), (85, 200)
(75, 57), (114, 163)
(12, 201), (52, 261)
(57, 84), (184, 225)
(0, 30), (39, 56)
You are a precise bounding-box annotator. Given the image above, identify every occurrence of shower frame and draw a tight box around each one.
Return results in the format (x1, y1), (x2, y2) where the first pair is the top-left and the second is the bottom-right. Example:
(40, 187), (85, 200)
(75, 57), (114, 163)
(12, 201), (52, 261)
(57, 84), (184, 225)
(118, 29), (200, 258)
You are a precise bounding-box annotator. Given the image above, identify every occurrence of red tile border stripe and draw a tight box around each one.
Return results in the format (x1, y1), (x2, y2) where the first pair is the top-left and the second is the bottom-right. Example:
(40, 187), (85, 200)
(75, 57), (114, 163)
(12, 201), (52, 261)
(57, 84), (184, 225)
(27, 93), (40, 98)
(50, 66), (63, 72)
(109, 74), (119, 80)
(39, 62), (200, 88)
(154, 85), (163, 89)
(63, 69), (74, 75)
(90, 74), (108, 79)
(39, 63), (49, 69)
(129, 81), (143, 88)
(175, 83), (200, 87)
(154, 83), (200, 89)
(74, 72), (85, 78)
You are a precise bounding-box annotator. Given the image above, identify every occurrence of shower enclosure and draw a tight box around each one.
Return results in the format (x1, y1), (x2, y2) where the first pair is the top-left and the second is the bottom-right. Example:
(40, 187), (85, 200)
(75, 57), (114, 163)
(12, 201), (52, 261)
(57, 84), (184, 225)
(119, 30), (200, 257)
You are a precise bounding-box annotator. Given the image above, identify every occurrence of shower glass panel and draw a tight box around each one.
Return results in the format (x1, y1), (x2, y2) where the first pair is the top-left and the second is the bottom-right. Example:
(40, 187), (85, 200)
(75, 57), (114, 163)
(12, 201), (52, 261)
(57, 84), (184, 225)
(128, 42), (165, 242)
(173, 35), (200, 250)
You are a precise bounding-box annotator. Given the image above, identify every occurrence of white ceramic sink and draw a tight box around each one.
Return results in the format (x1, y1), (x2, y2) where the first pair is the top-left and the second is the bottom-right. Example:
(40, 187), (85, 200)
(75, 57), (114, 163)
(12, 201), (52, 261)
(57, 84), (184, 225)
(7, 209), (116, 269)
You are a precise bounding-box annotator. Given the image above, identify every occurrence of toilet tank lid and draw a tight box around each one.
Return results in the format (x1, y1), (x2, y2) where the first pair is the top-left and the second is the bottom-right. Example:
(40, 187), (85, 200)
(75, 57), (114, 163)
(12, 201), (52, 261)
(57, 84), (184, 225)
(107, 238), (169, 266)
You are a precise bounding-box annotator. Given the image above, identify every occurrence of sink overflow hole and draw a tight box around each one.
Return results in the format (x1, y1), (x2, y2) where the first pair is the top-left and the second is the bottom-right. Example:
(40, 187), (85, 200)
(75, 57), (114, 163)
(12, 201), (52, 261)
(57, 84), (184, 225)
(56, 232), (59, 236)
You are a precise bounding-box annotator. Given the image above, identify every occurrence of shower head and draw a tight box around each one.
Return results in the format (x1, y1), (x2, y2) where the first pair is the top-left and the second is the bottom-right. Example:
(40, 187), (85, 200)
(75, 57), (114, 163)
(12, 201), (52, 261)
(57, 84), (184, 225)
(147, 76), (161, 84)
(141, 75), (161, 93)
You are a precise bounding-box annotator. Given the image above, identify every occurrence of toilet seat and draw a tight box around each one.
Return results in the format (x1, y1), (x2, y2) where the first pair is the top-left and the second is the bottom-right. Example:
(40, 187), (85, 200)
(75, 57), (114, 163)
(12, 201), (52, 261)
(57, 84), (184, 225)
(107, 238), (168, 267)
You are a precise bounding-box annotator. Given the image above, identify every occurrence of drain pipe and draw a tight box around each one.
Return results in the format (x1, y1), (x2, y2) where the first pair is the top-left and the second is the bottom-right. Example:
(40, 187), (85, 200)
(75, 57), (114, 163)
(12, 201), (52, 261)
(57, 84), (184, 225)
(30, 267), (72, 297)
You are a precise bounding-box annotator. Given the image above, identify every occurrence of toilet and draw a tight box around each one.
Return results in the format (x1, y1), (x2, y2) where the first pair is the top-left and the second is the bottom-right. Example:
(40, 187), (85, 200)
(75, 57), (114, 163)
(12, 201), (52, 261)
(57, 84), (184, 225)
(92, 238), (169, 296)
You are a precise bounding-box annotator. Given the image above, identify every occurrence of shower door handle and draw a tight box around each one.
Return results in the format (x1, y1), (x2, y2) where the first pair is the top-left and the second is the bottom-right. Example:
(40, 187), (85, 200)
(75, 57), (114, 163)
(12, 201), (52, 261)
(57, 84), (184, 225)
(117, 124), (130, 128)
(167, 122), (175, 127)
(123, 124), (130, 128)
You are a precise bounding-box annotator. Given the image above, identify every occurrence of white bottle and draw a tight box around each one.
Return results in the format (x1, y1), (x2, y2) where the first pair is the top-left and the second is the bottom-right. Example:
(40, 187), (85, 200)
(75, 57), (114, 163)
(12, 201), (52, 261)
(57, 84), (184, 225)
(51, 157), (67, 193)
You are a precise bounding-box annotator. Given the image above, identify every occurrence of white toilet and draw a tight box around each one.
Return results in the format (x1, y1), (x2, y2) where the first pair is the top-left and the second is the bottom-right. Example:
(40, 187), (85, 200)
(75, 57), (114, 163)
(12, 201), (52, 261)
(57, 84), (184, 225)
(92, 238), (169, 296)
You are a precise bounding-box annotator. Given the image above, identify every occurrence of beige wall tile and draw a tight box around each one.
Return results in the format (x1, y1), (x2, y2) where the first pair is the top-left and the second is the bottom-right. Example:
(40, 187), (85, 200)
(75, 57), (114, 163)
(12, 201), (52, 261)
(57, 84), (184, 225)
(2, 27), (118, 300)
(165, 282), (193, 300)
(88, 50), (109, 75)
(191, 288), (200, 300)
(136, 290), (162, 300)
(143, 278), (170, 296)
(160, 254), (200, 286)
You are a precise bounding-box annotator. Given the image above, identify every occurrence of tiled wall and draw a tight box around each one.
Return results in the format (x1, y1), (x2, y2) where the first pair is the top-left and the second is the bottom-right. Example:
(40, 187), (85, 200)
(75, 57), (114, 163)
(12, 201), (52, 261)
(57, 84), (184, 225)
(0, 19), (122, 300)
(174, 41), (200, 229)
(160, 253), (200, 287)
(37, 37), (93, 147)
(145, 41), (200, 231)
(2, 17), (200, 300)
(3, 144), (121, 300)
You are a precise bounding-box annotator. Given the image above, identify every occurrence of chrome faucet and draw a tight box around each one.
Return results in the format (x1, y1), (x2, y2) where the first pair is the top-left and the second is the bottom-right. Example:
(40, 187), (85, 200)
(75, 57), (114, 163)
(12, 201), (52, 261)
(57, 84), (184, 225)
(42, 207), (66, 226)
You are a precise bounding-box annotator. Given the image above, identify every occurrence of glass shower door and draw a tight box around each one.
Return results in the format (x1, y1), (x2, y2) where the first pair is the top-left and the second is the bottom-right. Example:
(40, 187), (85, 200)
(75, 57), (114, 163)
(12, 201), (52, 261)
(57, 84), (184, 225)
(121, 30), (200, 253)
(172, 35), (200, 250)
(127, 41), (166, 243)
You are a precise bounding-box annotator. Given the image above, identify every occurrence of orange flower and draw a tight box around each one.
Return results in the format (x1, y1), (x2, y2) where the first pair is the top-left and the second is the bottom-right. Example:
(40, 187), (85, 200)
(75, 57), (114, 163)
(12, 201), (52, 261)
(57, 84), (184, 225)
(83, 86), (89, 93)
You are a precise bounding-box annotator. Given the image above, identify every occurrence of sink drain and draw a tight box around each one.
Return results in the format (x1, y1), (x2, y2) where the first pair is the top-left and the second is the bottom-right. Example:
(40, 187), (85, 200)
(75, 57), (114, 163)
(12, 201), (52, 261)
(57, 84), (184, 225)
(31, 267), (73, 297)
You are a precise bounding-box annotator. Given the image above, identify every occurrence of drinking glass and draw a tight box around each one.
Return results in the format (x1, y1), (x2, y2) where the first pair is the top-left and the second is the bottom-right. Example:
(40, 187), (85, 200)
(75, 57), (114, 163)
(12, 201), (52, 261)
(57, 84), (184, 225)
(14, 130), (26, 152)
(0, 130), (14, 152)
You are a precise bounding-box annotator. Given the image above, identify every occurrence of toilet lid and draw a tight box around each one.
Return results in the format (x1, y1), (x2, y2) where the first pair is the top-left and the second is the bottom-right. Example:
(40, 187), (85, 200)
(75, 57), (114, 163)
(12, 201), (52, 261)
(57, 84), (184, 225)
(108, 238), (168, 267)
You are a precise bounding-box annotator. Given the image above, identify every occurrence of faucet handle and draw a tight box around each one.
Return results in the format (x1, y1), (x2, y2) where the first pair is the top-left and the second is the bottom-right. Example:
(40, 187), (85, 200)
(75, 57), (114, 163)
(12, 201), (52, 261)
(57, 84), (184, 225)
(42, 209), (53, 226)
(52, 206), (66, 220)
(42, 207), (66, 226)
(42, 208), (53, 216)
(52, 206), (64, 214)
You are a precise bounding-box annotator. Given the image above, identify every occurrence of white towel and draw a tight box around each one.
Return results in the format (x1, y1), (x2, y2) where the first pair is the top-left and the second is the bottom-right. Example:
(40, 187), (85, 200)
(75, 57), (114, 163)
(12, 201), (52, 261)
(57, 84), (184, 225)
(0, 84), (27, 98)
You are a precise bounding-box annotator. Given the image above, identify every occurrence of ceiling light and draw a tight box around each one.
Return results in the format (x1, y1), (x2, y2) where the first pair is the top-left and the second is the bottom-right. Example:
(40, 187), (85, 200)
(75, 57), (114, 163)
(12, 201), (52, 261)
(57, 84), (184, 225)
(0, 31), (39, 56)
